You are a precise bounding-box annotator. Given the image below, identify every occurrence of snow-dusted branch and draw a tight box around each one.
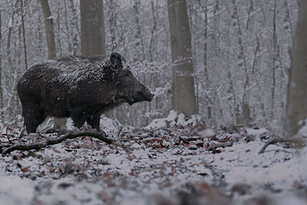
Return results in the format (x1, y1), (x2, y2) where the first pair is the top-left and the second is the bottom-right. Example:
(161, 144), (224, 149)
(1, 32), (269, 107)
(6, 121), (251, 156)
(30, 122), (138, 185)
(207, 141), (233, 151)
(259, 137), (304, 154)
(1, 131), (116, 155)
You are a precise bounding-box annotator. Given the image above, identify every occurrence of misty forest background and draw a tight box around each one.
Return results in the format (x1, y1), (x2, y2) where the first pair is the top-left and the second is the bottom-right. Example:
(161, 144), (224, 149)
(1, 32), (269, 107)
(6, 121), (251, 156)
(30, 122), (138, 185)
(0, 0), (304, 136)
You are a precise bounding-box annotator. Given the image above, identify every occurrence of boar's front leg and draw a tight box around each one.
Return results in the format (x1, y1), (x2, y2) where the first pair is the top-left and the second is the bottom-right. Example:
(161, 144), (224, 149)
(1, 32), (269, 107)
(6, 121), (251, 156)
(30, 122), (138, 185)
(87, 113), (101, 131)
(69, 107), (88, 129)
(23, 103), (46, 133)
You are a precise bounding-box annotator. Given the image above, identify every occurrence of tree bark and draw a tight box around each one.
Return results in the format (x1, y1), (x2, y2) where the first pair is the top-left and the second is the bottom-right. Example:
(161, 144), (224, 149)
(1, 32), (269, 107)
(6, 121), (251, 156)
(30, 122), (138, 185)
(80, 0), (106, 56)
(69, 0), (79, 56)
(39, 0), (56, 60)
(80, 0), (108, 119)
(133, 0), (145, 61)
(0, 10), (3, 120)
(231, 0), (251, 125)
(40, 0), (66, 129)
(149, 0), (157, 62)
(20, 0), (28, 70)
(107, 0), (117, 51)
(167, 0), (197, 117)
(285, 0), (307, 137)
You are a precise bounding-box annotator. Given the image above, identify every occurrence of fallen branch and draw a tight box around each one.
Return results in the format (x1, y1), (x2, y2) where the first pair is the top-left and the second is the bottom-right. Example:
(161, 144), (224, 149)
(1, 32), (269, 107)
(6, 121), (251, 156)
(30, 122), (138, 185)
(2, 131), (116, 155)
(180, 136), (205, 142)
(0, 144), (11, 148)
(179, 136), (190, 144)
(259, 137), (304, 154)
(207, 141), (233, 151)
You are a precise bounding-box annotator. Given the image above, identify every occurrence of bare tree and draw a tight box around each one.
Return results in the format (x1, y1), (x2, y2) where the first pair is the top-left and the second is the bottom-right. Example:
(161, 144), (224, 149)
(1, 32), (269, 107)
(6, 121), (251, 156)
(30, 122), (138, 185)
(107, 0), (117, 51)
(167, 0), (197, 117)
(149, 0), (157, 62)
(20, 0), (28, 70)
(231, 0), (251, 125)
(133, 0), (145, 61)
(80, 0), (108, 119)
(80, 0), (106, 56)
(40, 0), (66, 129)
(40, 0), (56, 59)
(285, 0), (307, 137)
(0, 10), (3, 120)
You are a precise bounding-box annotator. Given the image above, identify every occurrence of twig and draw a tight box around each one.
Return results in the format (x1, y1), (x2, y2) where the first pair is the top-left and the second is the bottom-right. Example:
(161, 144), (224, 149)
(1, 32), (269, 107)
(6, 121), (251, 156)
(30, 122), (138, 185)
(259, 137), (304, 154)
(19, 128), (26, 139)
(117, 126), (123, 138)
(207, 141), (233, 151)
(2, 131), (116, 155)
(0, 144), (11, 148)
(179, 136), (190, 144)
(180, 136), (205, 142)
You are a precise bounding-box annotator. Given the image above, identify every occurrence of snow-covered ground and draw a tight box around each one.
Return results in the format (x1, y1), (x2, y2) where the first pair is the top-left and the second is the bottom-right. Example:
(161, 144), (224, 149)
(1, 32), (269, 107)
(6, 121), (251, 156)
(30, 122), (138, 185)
(1, 113), (307, 205)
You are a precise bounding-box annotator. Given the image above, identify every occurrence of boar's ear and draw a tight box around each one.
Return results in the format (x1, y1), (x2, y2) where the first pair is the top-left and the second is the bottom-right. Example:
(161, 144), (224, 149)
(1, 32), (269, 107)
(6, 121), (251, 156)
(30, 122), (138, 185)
(110, 52), (123, 70)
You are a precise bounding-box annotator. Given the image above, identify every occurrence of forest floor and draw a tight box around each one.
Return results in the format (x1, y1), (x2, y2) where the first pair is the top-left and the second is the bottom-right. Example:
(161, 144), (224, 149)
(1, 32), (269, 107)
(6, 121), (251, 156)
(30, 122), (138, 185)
(1, 112), (307, 205)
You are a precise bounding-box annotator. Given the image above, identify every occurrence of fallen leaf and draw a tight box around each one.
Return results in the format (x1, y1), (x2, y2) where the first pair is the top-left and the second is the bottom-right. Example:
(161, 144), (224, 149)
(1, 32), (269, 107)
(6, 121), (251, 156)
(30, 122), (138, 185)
(169, 165), (176, 176)
(22, 167), (30, 172)
(127, 154), (136, 161)
(128, 169), (135, 176)
(97, 190), (114, 204)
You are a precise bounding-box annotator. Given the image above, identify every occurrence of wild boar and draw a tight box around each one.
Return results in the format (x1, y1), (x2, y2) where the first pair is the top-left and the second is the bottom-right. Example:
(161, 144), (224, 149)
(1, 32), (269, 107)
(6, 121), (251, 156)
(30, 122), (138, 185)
(17, 52), (154, 133)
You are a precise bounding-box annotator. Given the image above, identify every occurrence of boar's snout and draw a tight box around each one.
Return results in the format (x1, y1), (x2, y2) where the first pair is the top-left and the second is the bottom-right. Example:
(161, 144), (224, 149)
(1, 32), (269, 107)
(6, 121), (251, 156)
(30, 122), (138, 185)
(128, 85), (154, 105)
(143, 88), (154, 102)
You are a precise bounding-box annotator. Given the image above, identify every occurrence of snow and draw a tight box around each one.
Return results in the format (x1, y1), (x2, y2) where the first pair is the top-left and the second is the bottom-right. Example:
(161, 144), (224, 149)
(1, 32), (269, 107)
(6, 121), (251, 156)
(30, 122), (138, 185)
(1, 115), (307, 204)
(0, 176), (34, 205)
(245, 127), (269, 136)
(298, 119), (307, 137)
(145, 110), (201, 129)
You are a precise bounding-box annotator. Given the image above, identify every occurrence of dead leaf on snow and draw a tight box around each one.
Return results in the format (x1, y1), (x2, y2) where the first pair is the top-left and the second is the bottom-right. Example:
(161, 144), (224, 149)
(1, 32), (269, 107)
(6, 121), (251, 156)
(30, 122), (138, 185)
(53, 149), (61, 154)
(127, 154), (136, 161)
(22, 167), (30, 172)
(168, 165), (176, 176)
(97, 190), (114, 205)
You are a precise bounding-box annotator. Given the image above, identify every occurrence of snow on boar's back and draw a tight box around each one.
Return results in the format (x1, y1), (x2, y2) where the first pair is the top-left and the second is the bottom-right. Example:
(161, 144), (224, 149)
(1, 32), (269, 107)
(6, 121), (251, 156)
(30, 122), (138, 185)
(17, 52), (154, 133)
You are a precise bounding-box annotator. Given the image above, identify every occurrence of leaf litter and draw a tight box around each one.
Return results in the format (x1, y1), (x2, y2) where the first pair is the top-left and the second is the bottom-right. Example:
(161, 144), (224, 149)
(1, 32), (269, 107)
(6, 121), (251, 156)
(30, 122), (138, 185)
(0, 113), (307, 205)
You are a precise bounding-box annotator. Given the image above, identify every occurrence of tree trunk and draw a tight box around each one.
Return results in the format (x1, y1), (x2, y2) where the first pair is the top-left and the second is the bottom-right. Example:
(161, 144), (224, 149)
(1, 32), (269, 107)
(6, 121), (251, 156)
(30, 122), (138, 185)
(167, 0), (197, 117)
(40, 0), (56, 60)
(271, 0), (277, 122)
(20, 0), (28, 70)
(69, 0), (79, 56)
(80, 0), (106, 56)
(231, 0), (251, 125)
(149, 0), (157, 62)
(0, 10), (3, 120)
(285, 0), (307, 136)
(107, 0), (117, 51)
(80, 0), (108, 119)
(133, 0), (145, 61)
(40, 0), (66, 129)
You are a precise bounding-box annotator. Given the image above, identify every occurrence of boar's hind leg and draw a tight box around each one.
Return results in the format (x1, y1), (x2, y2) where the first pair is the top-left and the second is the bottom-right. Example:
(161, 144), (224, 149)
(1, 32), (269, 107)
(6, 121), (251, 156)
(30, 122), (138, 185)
(23, 103), (46, 133)
(70, 107), (88, 129)
(87, 114), (101, 131)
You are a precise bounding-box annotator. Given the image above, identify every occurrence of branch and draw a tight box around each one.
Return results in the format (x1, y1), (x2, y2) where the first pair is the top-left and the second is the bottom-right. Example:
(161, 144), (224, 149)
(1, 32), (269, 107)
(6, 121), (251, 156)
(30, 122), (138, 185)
(179, 136), (190, 144)
(2, 131), (116, 155)
(259, 137), (304, 154)
(207, 141), (233, 151)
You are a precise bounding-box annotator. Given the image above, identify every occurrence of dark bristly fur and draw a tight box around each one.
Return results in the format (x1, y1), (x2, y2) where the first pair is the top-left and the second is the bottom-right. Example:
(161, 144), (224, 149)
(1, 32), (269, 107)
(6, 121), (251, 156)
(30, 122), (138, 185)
(17, 52), (154, 133)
